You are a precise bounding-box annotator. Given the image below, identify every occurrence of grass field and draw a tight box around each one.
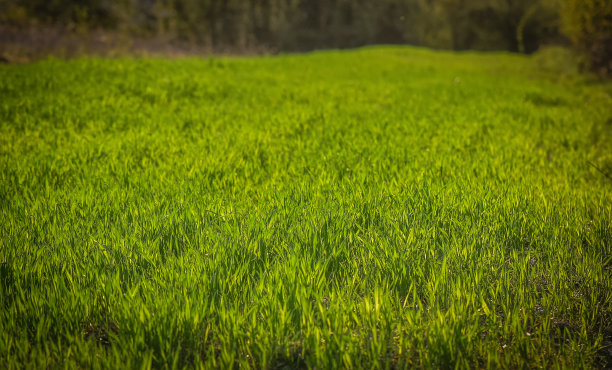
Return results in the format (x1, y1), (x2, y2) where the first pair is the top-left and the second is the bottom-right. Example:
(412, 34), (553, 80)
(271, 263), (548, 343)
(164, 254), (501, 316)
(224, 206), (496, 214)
(1, 46), (611, 368)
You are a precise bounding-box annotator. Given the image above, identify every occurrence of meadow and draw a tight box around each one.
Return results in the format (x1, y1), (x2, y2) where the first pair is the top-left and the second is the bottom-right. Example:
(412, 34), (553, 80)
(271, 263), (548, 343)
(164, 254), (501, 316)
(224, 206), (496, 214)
(0, 46), (611, 368)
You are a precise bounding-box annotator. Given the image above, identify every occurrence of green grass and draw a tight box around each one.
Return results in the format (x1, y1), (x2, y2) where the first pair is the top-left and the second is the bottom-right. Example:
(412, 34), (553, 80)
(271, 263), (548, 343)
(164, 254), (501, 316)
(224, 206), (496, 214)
(1, 46), (611, 368)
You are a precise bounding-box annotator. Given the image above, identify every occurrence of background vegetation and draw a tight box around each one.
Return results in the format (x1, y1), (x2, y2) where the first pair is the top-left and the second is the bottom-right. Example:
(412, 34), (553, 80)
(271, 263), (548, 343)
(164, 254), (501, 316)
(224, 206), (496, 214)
(2, 0), (610, 75)
(0, 0), (562, 52)
(560, 0), (612, 76)
(2, 0), (611, 74)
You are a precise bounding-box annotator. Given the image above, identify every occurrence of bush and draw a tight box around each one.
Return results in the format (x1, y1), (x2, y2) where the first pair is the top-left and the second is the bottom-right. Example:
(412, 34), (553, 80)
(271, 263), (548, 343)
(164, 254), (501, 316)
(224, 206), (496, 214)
(561, 0), (612, 76)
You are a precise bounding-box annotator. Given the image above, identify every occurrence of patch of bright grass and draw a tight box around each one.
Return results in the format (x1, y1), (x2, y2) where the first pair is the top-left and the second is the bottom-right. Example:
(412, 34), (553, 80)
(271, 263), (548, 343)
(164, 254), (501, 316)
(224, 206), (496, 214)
(1, 46), (611, 368)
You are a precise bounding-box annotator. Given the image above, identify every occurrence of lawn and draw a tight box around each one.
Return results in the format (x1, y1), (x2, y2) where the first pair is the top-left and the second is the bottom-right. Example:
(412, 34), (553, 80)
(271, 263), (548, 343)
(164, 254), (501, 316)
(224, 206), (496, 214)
(1, 46), (611, 368)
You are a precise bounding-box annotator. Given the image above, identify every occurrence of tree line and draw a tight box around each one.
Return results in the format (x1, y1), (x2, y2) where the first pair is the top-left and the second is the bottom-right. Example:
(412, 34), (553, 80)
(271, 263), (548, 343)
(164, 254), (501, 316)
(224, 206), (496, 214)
(1, 0), (610, 75)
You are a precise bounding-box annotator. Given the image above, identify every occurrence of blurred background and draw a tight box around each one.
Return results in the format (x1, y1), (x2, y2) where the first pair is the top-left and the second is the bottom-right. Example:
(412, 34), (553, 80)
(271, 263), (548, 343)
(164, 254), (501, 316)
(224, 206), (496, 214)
(0, 0), (610, 76)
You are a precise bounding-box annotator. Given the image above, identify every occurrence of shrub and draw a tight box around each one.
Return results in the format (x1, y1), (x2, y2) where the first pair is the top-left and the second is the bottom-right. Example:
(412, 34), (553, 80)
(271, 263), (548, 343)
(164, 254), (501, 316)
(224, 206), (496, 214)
(561, 0), (612, 76)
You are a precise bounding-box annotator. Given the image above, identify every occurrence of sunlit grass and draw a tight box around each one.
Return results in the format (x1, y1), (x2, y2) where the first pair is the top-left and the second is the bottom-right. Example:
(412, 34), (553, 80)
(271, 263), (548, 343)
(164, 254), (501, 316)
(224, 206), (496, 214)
(1, 46), (611, 368)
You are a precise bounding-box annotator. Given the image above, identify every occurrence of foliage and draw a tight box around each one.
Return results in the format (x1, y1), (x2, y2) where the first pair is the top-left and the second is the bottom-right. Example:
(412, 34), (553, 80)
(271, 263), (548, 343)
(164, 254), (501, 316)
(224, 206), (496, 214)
(561, 0), (612, 76)
(1, 0), (564, 53)
(436, 0), (562, 52)
(1, 47), (611, 368)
